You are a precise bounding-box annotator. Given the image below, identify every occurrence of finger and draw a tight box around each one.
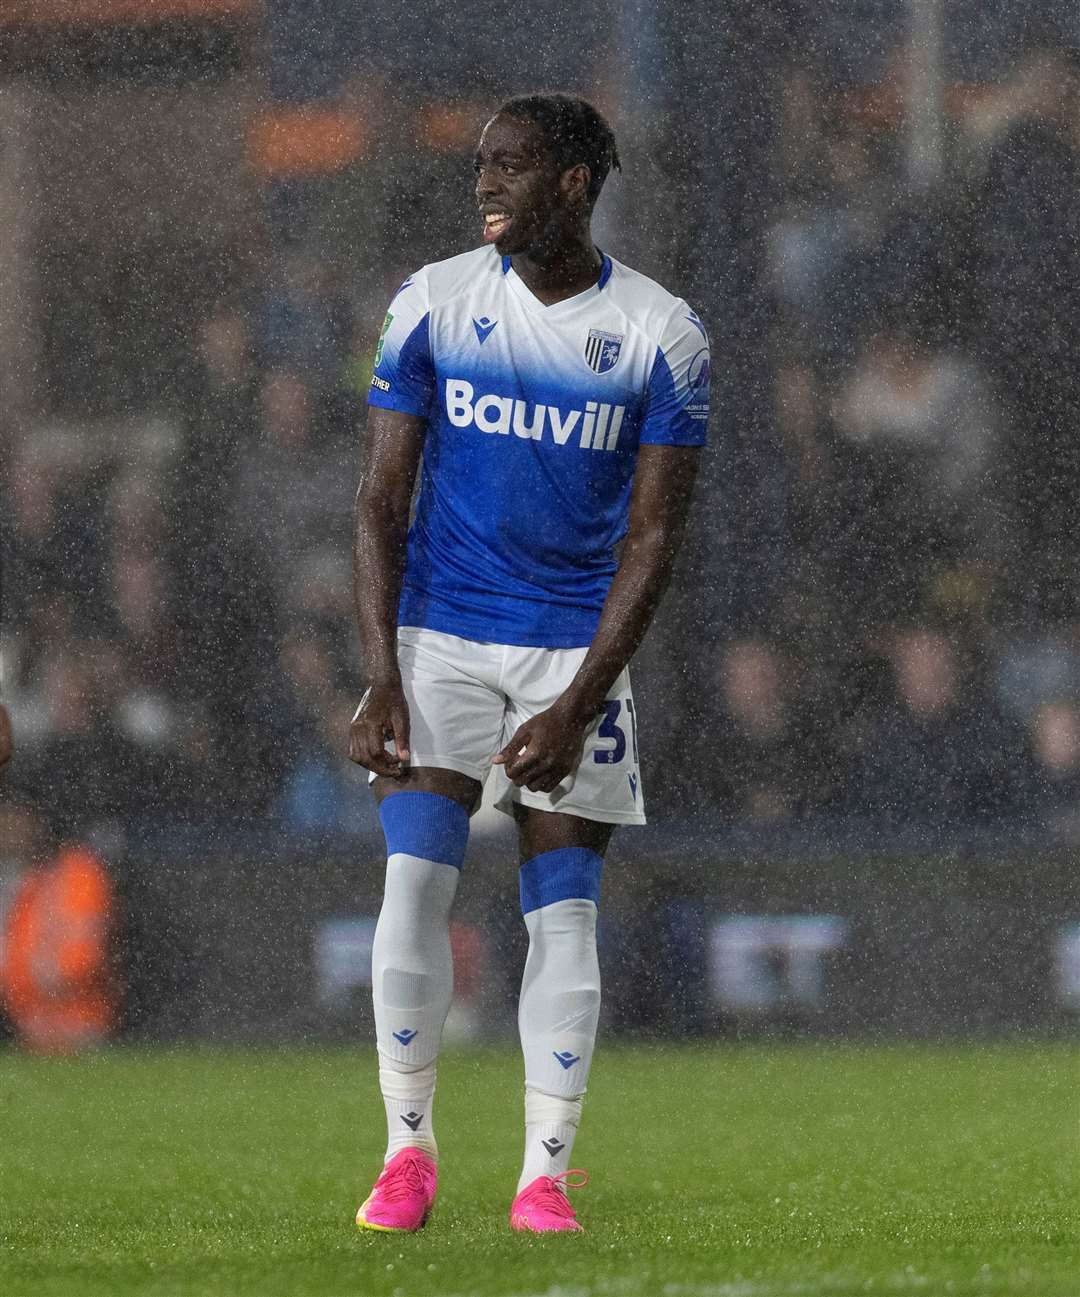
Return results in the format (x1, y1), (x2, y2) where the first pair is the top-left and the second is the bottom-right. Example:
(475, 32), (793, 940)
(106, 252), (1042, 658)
(493, 725), (530, 767)
(494, 741), (530, 768)
(349, 744), (402, 776)
(347, 723), (367, 765)
(348, 745), (402, 775)
(374, 721), (407, 775)
(390, 703), (411, 763)
(528, 771), (565, 794)
(349, 721), (403, 775)
(347, 717), (379, 760)
(504, 743), (538, 778)
(363, 744), (406, 778)
(524, 761), (564, 793)
(508, 751), (549, 785)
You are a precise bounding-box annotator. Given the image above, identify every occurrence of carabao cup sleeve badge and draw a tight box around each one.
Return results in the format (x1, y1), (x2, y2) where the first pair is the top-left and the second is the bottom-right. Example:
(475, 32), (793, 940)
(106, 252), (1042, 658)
(584, 328), (623, 374)
(374, 311), (393, 368)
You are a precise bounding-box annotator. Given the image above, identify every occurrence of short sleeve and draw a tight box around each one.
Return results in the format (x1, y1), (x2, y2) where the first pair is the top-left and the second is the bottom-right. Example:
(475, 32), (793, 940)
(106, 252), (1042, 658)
(638, 306), (710, 446)
(367, 273), (435, 416)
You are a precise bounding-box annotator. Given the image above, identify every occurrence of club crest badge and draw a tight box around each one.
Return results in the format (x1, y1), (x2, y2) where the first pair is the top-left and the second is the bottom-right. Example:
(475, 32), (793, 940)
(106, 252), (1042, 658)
(584, 328), (623, 374)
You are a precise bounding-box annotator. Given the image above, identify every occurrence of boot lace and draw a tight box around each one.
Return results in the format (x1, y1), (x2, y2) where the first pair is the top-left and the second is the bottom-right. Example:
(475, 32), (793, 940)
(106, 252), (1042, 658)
(377, 1153), (430, 1202)
(527, 1169), (589, 1216)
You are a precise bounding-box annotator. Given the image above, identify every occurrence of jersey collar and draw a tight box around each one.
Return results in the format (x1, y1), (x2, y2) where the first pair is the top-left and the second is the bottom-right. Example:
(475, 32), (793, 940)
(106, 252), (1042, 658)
(501, 252), (613, 315)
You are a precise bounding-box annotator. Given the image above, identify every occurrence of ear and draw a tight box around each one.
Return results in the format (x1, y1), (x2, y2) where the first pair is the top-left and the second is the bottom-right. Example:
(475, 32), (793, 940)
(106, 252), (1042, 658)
(560, 162), (592, 207)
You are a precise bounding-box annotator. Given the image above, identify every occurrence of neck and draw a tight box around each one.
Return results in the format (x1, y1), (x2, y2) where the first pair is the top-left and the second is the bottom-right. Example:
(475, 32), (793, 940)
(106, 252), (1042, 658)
(511, 230), (602, 306)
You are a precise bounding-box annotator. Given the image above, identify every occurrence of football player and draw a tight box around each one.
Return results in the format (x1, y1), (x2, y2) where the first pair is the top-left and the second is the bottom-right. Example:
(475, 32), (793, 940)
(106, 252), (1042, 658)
(349, 93), (709, 1234)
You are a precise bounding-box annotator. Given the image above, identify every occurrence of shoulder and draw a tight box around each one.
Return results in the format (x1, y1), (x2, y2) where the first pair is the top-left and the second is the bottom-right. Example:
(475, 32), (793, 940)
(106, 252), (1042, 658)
(602, 256), (707, 351)
(403, 245), (503, 312)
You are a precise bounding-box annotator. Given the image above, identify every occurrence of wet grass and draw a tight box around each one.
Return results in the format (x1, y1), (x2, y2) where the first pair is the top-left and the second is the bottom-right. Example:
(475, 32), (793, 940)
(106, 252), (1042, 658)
(1, 1042), (1076, 1296)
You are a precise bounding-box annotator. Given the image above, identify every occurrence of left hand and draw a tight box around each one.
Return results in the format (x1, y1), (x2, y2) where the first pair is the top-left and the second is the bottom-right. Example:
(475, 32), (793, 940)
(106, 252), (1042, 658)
(492, 700), (591, 793)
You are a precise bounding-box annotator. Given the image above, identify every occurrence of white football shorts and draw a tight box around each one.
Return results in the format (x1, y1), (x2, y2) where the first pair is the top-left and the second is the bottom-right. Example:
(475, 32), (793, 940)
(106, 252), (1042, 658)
(381, 626), (646, 825)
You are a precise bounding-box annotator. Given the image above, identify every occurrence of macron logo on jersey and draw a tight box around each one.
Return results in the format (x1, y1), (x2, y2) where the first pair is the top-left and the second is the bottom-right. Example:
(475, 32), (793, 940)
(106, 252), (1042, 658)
(473, 316), (498, 344)
(445, 379), (625, 452)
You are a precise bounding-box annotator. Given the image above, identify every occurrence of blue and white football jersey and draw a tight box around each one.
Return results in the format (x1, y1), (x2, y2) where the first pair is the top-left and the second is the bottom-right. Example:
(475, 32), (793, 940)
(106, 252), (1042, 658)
(368, 245), (709, 648)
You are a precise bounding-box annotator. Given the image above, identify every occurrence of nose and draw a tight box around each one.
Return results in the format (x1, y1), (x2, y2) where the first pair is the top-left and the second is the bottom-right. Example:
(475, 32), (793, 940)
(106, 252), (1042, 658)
(475, 164), (500, 202)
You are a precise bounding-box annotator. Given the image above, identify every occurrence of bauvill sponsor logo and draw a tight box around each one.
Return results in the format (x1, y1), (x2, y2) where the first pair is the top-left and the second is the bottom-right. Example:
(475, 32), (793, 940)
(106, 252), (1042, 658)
(444, 379), (625, 451)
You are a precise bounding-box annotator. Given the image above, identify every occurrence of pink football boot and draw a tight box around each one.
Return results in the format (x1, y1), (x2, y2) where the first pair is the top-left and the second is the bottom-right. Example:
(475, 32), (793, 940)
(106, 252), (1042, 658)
(510, 1170), (588, 1233)
(355, 1148), (438, 1233)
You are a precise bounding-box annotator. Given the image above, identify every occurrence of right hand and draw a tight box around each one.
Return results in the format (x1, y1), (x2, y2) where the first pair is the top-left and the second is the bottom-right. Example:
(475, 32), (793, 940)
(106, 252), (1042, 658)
(348, 681), (411, 778)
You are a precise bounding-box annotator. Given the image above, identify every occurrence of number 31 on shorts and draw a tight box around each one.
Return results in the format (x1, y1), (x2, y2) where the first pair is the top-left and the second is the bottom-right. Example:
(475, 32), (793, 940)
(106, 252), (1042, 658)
(593, 698), (639, 765)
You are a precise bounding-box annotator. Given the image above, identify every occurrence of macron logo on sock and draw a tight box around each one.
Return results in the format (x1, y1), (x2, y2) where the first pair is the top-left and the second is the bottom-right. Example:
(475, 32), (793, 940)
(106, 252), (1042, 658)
(400, 1111), (423, 1131)
(393, 1028), (418, 1046)
(553, 1050), (580, 1070)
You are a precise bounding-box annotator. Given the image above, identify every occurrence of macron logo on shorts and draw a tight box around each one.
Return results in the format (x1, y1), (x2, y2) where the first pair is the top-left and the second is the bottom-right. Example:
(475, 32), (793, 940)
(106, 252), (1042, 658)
(445, 379), (625, 451)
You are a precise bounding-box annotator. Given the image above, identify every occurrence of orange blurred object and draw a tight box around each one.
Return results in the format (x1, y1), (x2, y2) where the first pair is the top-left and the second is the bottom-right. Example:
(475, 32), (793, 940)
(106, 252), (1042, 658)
(417, 104), (484, 153)
(449, 921), (486, 1002)
(1, 844), (118, 1053)
(248, 106), (368, 177)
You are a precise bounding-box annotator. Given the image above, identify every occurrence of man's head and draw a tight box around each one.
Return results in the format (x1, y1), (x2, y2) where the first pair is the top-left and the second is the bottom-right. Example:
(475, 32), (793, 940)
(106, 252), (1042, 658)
(475, 93), (620, 257)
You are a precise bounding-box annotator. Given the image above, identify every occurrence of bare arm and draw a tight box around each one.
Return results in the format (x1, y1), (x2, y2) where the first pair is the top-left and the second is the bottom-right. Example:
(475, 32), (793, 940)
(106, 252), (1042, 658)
(494, 443), (701, 791)
(348, 406), (426, 778)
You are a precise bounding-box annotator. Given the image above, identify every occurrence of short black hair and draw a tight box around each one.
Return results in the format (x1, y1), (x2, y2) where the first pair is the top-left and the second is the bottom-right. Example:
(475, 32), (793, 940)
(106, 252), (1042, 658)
(498, 92), (621, 204)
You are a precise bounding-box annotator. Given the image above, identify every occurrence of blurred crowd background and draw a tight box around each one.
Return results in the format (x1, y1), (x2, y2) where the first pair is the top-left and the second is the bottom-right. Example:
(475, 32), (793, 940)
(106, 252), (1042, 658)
(4, 0), (1080, 854)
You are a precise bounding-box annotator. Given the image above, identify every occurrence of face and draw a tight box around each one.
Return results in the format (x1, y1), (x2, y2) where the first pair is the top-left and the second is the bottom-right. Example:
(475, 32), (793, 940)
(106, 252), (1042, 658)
(473, 113), (587, 257)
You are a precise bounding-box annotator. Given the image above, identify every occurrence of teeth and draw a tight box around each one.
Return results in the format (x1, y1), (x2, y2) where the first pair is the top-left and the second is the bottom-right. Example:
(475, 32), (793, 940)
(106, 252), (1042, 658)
(485, 213), (508, 225)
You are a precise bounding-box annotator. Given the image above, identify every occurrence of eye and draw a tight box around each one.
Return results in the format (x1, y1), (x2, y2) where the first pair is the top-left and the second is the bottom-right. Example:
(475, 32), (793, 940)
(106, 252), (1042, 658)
(501, 164), (518, 176)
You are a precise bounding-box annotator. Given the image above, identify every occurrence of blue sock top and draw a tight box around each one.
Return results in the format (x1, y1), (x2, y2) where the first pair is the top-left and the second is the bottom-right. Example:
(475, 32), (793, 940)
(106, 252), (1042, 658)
(519, 847), (603, 915)
(379, 791), (470, 870)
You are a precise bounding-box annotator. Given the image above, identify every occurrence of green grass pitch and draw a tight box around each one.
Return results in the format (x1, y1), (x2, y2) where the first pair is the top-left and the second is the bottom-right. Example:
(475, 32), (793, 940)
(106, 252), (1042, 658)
(1, 1043), (1076, 1296)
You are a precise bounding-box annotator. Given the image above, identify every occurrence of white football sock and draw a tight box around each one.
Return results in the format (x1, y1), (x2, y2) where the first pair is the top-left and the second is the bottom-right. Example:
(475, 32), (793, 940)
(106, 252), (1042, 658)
(518, 1086), (582, 1190)
(380, 1058), (438, 1161)
(372, 850), (460, 1162)
(516, 896), (601, 1192)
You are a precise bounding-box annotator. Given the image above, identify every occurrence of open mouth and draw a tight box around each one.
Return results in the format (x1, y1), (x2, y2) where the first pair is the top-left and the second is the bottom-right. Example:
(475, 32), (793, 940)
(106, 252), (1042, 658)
(482, 211), (512, 244)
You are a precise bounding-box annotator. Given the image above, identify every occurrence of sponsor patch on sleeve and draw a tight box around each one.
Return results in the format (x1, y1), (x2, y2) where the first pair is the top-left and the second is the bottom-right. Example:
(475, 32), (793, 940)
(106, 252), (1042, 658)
(686, 347), (710, 421)
(373, 311), (393, 368)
